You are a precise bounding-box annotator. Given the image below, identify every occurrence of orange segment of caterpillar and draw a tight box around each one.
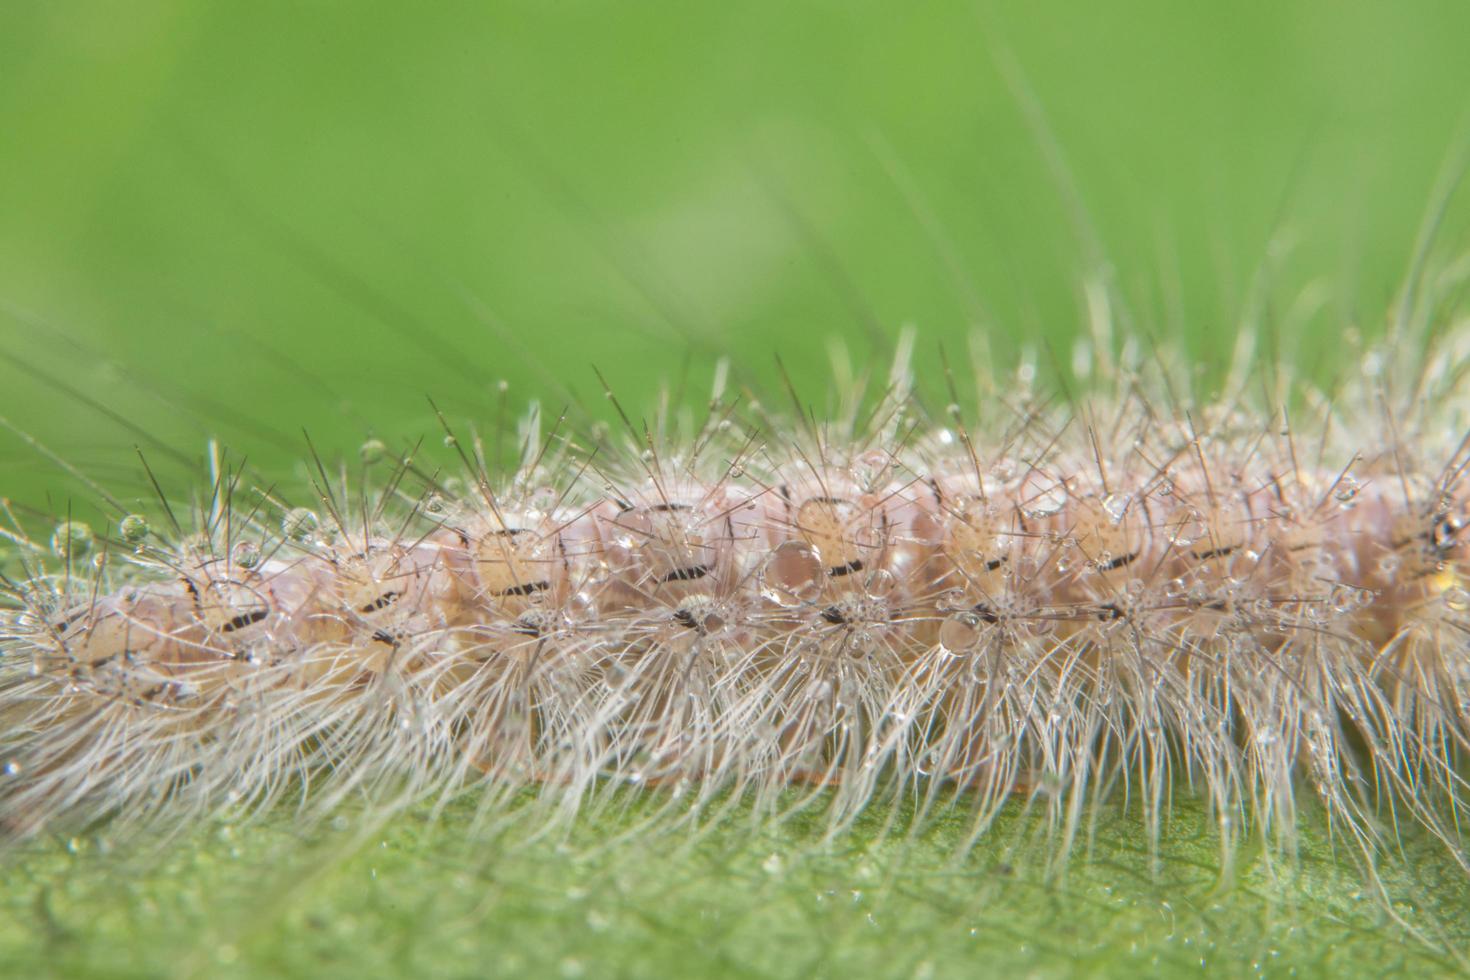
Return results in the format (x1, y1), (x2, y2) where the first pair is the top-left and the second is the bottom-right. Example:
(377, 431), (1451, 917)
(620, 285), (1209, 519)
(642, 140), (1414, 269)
(3, 338), (1470, 878)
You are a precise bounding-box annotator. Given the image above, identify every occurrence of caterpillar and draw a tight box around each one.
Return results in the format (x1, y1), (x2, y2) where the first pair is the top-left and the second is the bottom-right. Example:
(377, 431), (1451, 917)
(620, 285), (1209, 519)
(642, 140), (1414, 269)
(4, 308), (1470, 897)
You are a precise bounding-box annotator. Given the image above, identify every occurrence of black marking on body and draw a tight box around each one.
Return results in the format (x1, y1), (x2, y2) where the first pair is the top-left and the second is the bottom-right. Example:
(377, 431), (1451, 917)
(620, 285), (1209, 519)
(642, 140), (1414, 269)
(1098, 550), (1139, 572)
(360, 591), (401, 613)
(495, 579), (550, 597)
(137, 687), (166, 704)
(828, 559), (864, 577)
(137, 682), (176, 704)
(660, 564), (710, 583)
(51, 609), (89, 637)
(221, 609), (269, 633)
(1192, 545), (1236, 561)
(821, 605), (848, 625)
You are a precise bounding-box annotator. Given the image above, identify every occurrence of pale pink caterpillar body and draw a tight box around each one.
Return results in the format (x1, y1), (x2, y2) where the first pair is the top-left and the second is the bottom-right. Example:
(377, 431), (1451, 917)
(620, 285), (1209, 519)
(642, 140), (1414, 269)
(3, 309), (1470, 892)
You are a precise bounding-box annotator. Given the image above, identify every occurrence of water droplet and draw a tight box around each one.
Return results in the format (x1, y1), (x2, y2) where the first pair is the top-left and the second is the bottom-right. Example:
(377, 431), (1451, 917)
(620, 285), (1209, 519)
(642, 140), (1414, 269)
(851, 450), (891, 492)
(1101, 492), (1131, 523)
(939, 612), (982, 652)
(1170, 508), (1205, 547)
(761, 541), (825, 606)
(1444, 586), (1470, 612)
(281, 507), (319, 541)
(1024, 484), (1066, 519)
(233, 541), (261, 570)
(359, 438), (387, 464)
(863, 568), (896, 598)
(51, 521), (93, 560)
(118, 514), (149, 544)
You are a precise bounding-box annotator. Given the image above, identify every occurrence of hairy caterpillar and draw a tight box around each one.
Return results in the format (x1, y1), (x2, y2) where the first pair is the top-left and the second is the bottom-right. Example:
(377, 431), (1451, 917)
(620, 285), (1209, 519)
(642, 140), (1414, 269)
(4, 303), (1470, 901)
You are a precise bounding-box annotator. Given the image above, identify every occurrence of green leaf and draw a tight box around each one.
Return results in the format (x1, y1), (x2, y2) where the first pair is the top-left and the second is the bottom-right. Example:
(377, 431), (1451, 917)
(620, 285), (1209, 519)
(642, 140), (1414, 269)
(3, 793), (1465, 978)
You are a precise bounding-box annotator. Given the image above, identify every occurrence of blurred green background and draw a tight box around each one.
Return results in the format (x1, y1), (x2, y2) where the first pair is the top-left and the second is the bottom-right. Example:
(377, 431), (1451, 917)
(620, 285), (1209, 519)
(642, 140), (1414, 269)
(3, 1), (1470, 976)
(4, 1), (1470, 504)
